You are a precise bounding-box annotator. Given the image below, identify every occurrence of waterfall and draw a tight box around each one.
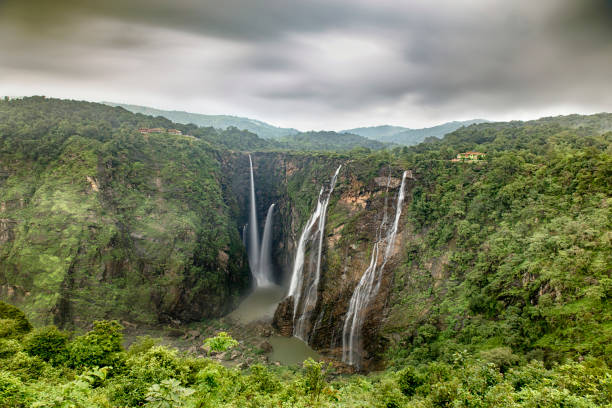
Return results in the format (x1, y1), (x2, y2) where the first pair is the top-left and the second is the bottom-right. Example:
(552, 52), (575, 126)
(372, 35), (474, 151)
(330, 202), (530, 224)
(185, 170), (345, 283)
(242, 224), (248, 248)
(248, 155), (261, 284)
(342, 170), (408, 368)
(247, 155), (275, 287)
(287, 165), (342, 342)
(257, 204), (275, 286)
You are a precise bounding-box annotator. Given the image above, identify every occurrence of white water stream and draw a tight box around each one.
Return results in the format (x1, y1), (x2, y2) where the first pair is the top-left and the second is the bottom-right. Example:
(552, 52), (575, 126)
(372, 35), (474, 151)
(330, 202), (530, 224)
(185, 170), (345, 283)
(287, 166), (342, 341)
(342, 171), (408, 368)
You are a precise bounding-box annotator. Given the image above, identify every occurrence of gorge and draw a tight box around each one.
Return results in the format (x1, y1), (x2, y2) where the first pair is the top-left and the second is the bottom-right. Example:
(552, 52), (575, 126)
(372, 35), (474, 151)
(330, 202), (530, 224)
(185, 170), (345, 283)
(1, 98), (610, 382)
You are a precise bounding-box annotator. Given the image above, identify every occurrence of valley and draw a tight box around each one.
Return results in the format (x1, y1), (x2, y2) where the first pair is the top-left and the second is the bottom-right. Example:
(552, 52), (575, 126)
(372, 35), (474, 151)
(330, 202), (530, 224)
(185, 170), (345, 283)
(0, 97), (610, 406)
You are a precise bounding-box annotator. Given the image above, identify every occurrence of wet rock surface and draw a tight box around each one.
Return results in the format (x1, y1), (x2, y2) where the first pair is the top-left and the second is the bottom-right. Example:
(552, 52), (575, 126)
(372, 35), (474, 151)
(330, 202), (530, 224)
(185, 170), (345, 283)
(272, 168), (414, 370)
(272, 296), (295, 336)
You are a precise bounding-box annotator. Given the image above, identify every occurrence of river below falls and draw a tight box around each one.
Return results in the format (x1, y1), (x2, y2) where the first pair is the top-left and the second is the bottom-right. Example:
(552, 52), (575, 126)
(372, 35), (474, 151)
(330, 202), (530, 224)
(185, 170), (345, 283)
(228, 284), (321, 365)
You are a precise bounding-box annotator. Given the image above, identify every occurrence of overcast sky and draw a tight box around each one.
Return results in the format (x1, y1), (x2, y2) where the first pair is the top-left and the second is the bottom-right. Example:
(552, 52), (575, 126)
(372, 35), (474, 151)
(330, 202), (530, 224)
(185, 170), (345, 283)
(1, 0), (611, 130)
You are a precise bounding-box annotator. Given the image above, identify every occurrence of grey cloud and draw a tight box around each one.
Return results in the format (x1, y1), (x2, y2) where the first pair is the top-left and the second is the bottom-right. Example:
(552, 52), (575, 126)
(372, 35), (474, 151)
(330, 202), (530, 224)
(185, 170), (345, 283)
(0, 0), (610, 129)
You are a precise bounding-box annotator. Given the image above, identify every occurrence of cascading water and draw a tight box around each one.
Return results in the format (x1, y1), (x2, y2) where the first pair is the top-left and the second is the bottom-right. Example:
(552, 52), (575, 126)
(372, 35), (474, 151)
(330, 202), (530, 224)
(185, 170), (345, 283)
(287, 165), (342, 341)
(242, 224), (248, 248)
(257, 204), (275, 286)
(248, 155), (261, 283)
(342, 170), (408, 368)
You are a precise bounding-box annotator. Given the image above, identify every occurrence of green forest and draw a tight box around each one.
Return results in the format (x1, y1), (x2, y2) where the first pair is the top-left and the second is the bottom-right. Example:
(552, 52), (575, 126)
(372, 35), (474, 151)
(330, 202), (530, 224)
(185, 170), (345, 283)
(0, 97), (611, 407)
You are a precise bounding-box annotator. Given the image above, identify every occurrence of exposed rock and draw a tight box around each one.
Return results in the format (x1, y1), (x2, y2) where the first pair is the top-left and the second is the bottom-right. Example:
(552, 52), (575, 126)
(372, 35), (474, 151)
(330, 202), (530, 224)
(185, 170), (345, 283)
(217, 250), (230, 269)
(121, 320), (137, 329)
(0, 218), (15, 243)
(374, 176), (401, 188)
(229, 350), (241, 360)
(166, 327), (184, 338)
(329, 225), (344, 248)
(272, 296), (295, 336)
(86, 176), (100, 192)
(259, 340), (273, 353)
(183, 329), (201, 340)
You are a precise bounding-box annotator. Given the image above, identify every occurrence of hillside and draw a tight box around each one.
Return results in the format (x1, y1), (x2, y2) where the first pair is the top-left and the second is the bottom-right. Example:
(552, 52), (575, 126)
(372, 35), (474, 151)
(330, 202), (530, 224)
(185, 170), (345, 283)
(0, 98), (611, 407)
(104, 102), (299, 140)
(344, 119), (488, 145)
(277, 130), (389, 152)
(0, 97), (251, 326)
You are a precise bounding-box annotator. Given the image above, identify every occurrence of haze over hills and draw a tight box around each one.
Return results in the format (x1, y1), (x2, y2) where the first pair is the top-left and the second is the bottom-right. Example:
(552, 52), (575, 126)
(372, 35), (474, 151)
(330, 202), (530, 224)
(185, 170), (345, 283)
(103, 102), (300, 140)
(342, 119), (488, 145)
(105, 102), (488, 146)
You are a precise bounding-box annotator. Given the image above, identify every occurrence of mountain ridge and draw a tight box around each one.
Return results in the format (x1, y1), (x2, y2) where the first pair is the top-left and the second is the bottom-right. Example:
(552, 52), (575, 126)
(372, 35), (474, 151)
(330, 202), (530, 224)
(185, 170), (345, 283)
(102, 102), (300, 140)
(342, 119), (489, 145)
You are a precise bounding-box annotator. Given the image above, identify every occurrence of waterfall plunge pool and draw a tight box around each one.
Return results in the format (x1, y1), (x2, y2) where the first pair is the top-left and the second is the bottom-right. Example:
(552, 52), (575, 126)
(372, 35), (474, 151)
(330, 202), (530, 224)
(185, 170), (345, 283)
(228, 285), (321, 365)
(228, 285), (285, 324)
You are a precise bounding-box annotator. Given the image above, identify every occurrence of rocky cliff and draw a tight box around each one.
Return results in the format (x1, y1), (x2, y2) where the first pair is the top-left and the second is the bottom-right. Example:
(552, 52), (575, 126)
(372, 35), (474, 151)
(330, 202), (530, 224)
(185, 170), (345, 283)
(272, 162), (416, 370)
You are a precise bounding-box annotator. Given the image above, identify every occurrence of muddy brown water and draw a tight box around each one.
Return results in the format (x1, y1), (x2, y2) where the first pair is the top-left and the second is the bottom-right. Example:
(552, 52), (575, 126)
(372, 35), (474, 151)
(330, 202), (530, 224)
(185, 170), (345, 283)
(228, 285), (321, 365)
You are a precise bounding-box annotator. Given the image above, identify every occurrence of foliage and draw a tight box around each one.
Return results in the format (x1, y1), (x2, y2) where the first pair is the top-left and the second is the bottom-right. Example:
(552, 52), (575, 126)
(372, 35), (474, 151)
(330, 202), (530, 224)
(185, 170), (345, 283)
(67, 321), (124, 368)
(0, 98), (611, 406)
(0, 370), (27, 407)
(0, 97), (250, 326)
(383, 117), (612, 367)
(301, 358), (331, 404)
(277, 131), (390, 152)
(23, 326), (69, 364)
(0, 301), (32, 338)
(202, 331), (238, 353)
(144, 379), (195, 408)
(0, 304), (608, 407)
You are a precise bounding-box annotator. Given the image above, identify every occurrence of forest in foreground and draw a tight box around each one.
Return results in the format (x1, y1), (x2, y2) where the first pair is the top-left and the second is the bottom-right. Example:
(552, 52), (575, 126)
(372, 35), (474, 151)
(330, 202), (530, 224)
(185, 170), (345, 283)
(0, 97), (611, 407)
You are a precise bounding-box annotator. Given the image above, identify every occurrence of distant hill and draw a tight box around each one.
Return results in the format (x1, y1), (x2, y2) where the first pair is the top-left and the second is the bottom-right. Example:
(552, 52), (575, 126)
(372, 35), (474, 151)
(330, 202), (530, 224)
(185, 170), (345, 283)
(277, 131), (389, 152)
(103, 102), (299, 139)
(343, 119), (488, 145)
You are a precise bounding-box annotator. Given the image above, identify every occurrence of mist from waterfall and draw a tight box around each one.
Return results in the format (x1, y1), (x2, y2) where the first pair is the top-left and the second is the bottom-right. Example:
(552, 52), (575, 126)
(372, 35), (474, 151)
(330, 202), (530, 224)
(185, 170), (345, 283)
(287, 165), (342, 342)
(342, 170), (408, 368)
(247, 155), (274, 287)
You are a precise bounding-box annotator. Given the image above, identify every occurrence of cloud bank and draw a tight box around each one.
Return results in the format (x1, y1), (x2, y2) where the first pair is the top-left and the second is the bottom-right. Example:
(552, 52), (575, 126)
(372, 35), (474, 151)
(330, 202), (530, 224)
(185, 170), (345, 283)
(1, 0), (611, 129)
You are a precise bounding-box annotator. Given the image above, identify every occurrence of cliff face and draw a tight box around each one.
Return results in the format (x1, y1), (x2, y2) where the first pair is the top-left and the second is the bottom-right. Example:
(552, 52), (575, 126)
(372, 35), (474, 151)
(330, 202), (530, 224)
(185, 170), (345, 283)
(0, 99), (251, 327)
(220, 151), (345, 285)
(271, 162), (416, 370)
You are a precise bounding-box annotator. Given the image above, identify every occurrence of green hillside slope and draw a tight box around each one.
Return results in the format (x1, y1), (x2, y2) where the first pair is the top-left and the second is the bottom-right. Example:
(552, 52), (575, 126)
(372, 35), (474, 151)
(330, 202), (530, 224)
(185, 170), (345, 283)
(0, 97), (250, 326)
(105, 102), (299, 139)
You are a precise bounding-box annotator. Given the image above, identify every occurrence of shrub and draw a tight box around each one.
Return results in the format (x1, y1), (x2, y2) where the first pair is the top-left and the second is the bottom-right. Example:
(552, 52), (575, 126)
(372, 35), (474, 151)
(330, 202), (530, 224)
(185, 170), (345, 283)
(302, 358), (330, 404)
(67, 320), (124, 368)
(246, 364), (280, 394)
(144, 378), (194, 408)
(374, 377), (408, 408)
(479, 347), (520, 373)
(6, 352), (48, 381)
(0, 370), (27, 407)
(128, 335), (159, 356)
(202, 331), (238, 354)
(0, 339), (21, 360)
(0, 302), (32, 338)
(23, 326), (69, 364)
(397, 366), (423, 397)
(109, 346), (192, 406)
